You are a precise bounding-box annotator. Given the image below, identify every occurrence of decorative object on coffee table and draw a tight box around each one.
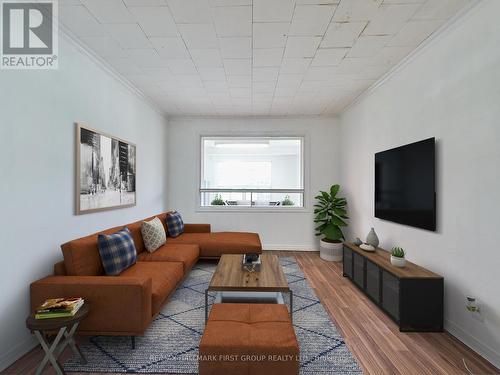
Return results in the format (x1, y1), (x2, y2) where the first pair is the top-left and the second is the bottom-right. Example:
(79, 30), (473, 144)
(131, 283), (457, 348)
(391, 247), (406, 267)
(26, 303), (89, 375)
(366, 227), (379, 247)
(353, 237), (363, 246)
(242, 253), (261, 272)
(314, 184), (349, 262)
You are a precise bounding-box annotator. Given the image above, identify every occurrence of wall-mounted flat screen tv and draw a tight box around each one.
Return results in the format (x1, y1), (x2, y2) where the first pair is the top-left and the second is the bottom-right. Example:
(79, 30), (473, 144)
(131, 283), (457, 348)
(375, 138), (436, 231)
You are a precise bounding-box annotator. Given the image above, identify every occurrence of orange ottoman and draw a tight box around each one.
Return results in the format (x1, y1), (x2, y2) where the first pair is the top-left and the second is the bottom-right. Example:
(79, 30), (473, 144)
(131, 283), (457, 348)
(199, 303), (299, 375)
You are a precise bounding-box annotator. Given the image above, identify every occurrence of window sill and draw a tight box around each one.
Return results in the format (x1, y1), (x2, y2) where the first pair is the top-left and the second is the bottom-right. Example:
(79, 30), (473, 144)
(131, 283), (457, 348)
(195, 206), (311, 213)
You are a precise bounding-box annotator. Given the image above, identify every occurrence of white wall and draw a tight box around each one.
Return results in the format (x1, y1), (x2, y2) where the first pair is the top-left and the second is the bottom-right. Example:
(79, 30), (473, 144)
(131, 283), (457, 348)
(0, 36), (168, 370)
(167, 117), (340, 250)
(338, 0), (500, 367)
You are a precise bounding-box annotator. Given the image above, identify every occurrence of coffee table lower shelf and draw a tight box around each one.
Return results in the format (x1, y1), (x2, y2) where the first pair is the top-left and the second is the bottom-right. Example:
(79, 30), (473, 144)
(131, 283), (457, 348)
(204, 289), (293, 324)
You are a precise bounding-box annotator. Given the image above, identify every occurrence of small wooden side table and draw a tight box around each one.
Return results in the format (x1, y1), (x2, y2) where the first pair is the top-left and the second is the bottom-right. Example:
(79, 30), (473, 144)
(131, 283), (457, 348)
(26, 303), (90, 375)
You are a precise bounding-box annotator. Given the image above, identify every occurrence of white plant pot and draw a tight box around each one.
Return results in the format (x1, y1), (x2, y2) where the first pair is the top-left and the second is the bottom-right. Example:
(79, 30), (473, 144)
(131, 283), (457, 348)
(320, 239), (343, 262)
(391, 255), (406, 268)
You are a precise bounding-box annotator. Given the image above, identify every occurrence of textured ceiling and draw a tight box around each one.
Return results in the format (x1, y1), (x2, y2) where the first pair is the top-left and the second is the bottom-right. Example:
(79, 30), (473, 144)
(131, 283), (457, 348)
(59, 0), (472, 116)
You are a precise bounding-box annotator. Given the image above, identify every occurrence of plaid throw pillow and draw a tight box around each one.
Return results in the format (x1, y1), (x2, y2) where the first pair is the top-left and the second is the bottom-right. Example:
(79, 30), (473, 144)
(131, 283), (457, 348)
(97, 227), (137, 276)
(166, 211), (184, 237)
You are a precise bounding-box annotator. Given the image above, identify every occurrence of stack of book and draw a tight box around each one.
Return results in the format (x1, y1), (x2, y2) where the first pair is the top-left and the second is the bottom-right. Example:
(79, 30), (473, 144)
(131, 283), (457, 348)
(35, 297), (84, 319)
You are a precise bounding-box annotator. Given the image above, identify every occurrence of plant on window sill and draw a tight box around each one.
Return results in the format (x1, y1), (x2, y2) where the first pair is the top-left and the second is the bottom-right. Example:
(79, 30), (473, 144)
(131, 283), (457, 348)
(281, 195), (295, 206)
(210, 194), (225, 206)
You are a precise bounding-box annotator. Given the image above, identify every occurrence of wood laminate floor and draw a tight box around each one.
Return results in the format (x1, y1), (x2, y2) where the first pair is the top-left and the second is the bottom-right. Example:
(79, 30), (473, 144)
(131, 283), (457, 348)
(3, 251), (499, 375)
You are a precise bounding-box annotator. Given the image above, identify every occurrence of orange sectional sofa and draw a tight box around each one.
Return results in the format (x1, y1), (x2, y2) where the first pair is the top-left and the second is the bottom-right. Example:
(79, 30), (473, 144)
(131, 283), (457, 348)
(30, 212), (262, 337)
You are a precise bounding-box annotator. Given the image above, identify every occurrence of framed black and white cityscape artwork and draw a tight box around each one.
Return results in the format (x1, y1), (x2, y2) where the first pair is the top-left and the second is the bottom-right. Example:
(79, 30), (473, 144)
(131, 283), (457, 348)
(76, 123), (136, 214)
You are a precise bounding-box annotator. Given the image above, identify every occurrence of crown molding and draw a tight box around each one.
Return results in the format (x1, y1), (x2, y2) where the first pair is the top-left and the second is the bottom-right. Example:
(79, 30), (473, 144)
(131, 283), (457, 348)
(340, 0), (484, 115)
(57, 22), (168, 120)
(168, 114), (338, 121)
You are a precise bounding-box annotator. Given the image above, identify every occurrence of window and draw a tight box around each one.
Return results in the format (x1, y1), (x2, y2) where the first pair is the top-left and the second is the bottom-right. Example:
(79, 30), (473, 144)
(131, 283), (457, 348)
(200, 137), (305, 208)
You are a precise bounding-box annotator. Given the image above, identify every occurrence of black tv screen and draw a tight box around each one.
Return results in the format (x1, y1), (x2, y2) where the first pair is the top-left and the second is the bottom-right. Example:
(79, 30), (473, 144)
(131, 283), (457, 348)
(375, 138), (436, 231)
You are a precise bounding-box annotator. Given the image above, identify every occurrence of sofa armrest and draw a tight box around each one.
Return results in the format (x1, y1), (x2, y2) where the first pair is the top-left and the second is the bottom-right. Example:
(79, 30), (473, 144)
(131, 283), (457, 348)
(30, 276), (152, 335)
(184, 224), (211, 233)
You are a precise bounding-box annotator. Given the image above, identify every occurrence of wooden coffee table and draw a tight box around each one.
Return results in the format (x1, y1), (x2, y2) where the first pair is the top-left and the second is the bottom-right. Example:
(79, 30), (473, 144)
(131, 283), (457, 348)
(205, 254), (293, 323)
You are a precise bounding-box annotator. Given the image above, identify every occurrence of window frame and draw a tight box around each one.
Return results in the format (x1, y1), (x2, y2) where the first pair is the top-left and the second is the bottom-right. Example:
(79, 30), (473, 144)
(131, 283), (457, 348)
(197, 134), (308, 212)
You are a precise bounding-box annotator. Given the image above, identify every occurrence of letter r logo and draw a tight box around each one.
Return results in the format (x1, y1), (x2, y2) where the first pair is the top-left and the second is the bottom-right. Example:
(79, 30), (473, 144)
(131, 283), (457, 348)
(2, 2), (53, 54)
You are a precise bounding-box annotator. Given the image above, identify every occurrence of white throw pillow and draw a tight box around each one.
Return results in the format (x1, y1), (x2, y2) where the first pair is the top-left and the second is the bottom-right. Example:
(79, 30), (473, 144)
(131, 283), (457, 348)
(141, 217), (167, 253)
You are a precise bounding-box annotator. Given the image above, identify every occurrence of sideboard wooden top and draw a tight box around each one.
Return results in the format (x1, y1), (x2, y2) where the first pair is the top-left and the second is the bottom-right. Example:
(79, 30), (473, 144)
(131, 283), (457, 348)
(344, 242), (442, 279)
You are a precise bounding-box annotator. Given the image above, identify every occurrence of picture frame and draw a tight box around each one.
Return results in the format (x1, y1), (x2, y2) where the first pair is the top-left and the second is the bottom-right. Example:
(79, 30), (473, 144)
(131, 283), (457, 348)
(76, 123), (136, 215)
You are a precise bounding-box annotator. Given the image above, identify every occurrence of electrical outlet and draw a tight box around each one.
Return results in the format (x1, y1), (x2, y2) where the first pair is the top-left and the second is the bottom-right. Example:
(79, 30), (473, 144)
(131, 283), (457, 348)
(466, 296), (480, 313)
(466, 296), (484, 322)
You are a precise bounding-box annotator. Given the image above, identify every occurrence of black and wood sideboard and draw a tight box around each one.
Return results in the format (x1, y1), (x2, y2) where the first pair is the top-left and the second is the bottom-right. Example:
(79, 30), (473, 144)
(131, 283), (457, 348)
(343, 242), (443, 332)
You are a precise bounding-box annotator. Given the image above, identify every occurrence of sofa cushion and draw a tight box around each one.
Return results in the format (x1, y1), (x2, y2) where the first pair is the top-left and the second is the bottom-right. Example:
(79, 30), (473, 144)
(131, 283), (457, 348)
(141, 217), (167, 253)
(137, 244), (199, 273)
(166, 211), (184, 237)
(121, 261), (183, 315)
(167, 232), (262, 257)
(97, 227), (137, 276)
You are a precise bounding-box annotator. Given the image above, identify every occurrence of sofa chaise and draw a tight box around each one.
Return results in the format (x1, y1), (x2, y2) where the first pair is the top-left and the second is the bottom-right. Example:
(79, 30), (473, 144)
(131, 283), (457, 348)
(30, 212), (262, 339)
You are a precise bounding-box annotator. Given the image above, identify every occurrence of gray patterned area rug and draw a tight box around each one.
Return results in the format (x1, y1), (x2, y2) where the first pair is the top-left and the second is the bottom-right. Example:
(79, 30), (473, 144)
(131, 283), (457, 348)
(65, 257), (362, 374)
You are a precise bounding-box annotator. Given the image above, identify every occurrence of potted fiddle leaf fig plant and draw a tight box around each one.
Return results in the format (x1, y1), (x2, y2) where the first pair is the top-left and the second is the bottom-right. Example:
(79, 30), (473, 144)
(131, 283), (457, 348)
(314, 184), (348, 262)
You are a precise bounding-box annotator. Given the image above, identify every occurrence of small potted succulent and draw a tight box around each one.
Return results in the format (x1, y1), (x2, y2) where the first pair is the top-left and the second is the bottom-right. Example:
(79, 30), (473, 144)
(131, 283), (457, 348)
(211, 194), (225, 206)
(391, 247), (406, 267)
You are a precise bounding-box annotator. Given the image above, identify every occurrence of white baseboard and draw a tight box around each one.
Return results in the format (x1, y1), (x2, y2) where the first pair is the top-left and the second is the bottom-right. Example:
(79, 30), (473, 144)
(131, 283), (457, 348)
(262, 244), (318, 251)
(445, 319), (500, 369)
(0, 335), (37, 372)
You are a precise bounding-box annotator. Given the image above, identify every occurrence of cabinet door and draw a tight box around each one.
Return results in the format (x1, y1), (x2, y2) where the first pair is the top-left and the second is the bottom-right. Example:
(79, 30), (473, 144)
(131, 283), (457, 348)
(353, 252), (365, 289)
(382, 271), (400, 321)
(343, 246), (353, 278)
(366, 260), (380, 303)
